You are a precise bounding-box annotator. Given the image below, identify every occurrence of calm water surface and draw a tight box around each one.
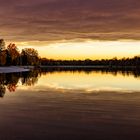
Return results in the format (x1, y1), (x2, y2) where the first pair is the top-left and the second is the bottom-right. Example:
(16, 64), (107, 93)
(0, 69), (140, 140)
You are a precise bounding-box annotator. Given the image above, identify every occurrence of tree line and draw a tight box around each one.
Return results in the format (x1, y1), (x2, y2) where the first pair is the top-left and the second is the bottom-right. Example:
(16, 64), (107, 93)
(0, 39), (39, 66)
(40, 57), (140, 67)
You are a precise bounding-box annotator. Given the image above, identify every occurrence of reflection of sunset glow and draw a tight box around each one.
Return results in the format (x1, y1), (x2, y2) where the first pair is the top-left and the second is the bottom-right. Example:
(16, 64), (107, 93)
(17, 71), (140, 92)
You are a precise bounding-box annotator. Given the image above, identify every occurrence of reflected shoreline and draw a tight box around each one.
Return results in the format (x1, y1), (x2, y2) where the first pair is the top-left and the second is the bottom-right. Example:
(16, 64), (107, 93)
(0, 67), (140, 98)
(1, 68), (140, 140)
(0, 70), (40, 97)
(41, 66), (140, 78)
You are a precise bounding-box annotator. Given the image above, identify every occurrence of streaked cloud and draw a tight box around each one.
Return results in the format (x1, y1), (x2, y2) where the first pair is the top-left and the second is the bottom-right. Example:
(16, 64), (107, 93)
(0, 0), (140, 43)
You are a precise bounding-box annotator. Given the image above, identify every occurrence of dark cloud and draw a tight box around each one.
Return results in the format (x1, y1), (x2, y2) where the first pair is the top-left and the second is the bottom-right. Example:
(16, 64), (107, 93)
(0, 0), (140, 42)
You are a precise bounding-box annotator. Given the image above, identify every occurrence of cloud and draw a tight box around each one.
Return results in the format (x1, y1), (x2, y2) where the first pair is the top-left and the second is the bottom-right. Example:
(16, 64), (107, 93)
(0, 0), (140, 43)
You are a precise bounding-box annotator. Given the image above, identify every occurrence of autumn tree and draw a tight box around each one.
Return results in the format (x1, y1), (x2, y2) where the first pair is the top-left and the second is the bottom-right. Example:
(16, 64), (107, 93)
(21, 49), (27, 65)
(0, 50), (7, 66)
(7, 43), (20, 65)
(21, 48), (39, 66)
(0, 39), (5, 51)
(0, 39), (7, 65)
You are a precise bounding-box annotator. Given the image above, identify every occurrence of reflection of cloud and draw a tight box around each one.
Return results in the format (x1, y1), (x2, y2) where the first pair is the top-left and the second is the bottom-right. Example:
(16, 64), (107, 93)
(0, 0), (140, 42)
(17, 84), (136, 94)
(86, 87), (123, 92)
(17, 84), (74, 92)
(17, 70), (140, 93)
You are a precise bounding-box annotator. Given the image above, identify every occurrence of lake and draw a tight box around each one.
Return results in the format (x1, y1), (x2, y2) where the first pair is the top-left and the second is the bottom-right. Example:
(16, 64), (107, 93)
(0, 68), (140, 140)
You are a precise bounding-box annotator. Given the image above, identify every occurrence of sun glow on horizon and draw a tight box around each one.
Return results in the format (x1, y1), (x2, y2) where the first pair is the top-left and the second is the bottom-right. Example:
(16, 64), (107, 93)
(16, 40), (140, 60)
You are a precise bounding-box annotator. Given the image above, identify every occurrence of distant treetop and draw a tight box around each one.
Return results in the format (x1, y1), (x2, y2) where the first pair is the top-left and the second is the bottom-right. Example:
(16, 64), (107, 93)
(0, 39), (6, 51)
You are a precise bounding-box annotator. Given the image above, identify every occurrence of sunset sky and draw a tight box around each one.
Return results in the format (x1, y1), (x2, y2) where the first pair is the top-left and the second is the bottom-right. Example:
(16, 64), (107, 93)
(0, 0), (140, 60)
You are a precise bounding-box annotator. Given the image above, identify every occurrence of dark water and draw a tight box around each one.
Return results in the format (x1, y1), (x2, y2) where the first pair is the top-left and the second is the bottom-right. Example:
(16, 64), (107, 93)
(1, 69), (140, 140)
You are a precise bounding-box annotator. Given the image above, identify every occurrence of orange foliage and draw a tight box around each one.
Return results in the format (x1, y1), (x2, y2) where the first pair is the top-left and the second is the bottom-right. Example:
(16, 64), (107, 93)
(7, 43), (20, 61)
(7, 83), (17, 92)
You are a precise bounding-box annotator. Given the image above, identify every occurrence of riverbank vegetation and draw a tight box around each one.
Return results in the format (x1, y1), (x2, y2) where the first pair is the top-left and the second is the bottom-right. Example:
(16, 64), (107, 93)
(0, 39), (39, 66)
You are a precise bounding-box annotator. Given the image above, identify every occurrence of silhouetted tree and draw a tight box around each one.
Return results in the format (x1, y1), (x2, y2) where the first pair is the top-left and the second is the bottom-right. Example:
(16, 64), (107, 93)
(7, 43), (20, 65)
(21, 49), (28, 65)
(0, 39), (5, 51)
(6, 50), (12, 66)
(21, 48), (39, 66)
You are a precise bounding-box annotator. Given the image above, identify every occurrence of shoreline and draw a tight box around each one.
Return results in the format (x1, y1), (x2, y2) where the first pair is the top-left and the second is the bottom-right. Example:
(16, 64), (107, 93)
(1, 65), (140, 74)
(40, 65), (139, 68)
(0, 66), (30, 73)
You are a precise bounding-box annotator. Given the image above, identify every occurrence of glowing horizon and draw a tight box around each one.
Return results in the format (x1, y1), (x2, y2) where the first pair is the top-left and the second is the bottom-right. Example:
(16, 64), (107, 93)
(12, 40), (140, 60)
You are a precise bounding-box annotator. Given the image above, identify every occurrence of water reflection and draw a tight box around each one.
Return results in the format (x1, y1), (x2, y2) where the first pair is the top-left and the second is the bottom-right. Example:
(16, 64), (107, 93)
(0, 68), (140, 97)
(0, 70), (40, 97)
(1, 68), (140, 140)
(41, 67), (140, 78)
(0, 85), (6, 97)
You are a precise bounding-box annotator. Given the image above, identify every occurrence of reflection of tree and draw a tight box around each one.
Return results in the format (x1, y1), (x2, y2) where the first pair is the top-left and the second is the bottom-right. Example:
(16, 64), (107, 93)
(0, 85), (6, 98)
(21, 70), (40, 86)
(22, 77), (38, 86)
(41, 67), (140, 78)
(0, 70), (40, 97)
(7, 83), (17, 92)
(1, 68), (140, 98)
(5, 73), (19, 85)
